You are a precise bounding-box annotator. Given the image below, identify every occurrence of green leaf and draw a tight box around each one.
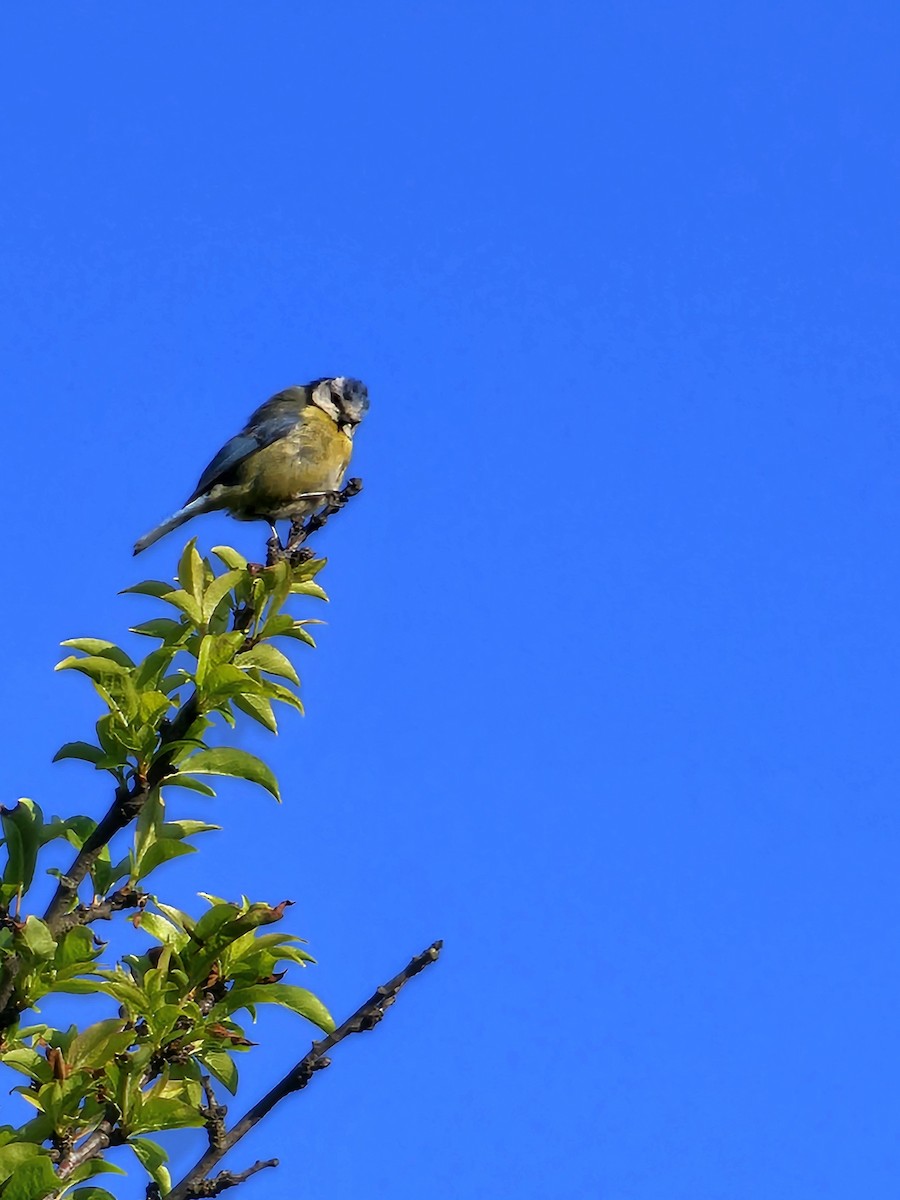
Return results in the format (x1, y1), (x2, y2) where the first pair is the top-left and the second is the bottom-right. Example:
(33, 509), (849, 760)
(160, 819), (220, 839)
(133, 646), (180, 690)
(290, 579), (329, 600)
(130, 617), (187, 642)
(224, 982), (334, 1031)
(160, 775), (217, 798)
(52, 741), (105, 766)
(211, 546), (248, 570)
(232, 692), (277, 732)
(154, 902), (195, 933)
(279, 622), (318, 647)
(0, 1047), (52, 1084)
(201, 663), (264, 700)
(128, 1137), (171, 1191)
(196, 1048), (238, 1094)
(192, 902), (240, 944)
(67, 1019), (133, 1070)
(90, 849), (130, 897)
(20, 916), (56, 959)
(1, 801), (42, 894)
(60, 638), (134, 667)
(180, 747), (280, 800)
(2, 1154), (58, 1200)
(262, 680), (304, 714)
(133, 837), (196, 882)
(48, 979), (102, 995)
(131, 1096), (206, 1133)
(55, 653), (131, 678)
(136, 911), (188, 948)
(158, 589), (203, 625)
(201, 569), (245, 623)
(178, 539), (206, 601)
(55, 926), (98, 969)
(235, 643), (299, 684)
(195, 632), (246, 687)
(69, 1188), (119, 1200)
(53, 1159), (126, 1187)
(0, 1143), (42, 1185)
(138, 690), (173, 725)
(121, 579), (176, 598)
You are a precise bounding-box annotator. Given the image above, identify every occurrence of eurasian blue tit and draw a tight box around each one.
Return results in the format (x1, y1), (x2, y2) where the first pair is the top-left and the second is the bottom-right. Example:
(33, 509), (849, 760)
(134, 377), (368, 555)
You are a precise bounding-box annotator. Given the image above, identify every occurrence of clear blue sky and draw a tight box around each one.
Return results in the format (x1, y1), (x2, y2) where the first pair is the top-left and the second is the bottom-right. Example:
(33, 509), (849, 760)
(2, 3), (900, 1197)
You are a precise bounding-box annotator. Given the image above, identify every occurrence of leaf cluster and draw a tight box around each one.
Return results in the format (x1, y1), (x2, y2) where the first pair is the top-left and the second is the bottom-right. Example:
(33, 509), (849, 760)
(0, 544), (334, 1197)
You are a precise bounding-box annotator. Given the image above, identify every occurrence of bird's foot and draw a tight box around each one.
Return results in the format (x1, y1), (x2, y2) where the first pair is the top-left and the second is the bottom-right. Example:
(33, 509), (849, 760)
(265, 530), (285, 567)
(262, 478), (364, 566)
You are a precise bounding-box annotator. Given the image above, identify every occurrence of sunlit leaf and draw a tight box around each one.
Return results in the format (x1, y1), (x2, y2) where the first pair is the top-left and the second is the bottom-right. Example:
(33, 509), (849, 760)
(52, 742), (105, 766)
(180, 747), (280, 800)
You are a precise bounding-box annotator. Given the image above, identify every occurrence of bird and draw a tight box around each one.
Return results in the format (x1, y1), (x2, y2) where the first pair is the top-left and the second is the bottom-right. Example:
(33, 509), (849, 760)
(133, 376), (368, 555)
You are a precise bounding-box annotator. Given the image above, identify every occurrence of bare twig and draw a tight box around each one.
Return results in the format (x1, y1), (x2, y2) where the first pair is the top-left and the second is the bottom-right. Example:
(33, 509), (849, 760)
(52, 885), (143, 937)
(184, 1159), (278, 1197)
(56, 1115), (123, 1179)
(168, 939), (443, 1200)
(201, 1075), (229, 1153)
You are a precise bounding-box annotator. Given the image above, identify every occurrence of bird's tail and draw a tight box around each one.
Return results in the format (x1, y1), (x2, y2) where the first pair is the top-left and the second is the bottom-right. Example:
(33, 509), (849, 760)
(133, 496), (214, 556)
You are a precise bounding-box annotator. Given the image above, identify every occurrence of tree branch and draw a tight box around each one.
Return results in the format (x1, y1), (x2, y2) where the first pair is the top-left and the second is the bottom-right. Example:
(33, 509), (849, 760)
(180, 1159), (278, 1197)
(42, 694), (200, 934)
(51, 885), (143, 938)
(167, 939), (442, 1200)
(55, 1114), (124, 1179)
(0, 694), (201, 1031)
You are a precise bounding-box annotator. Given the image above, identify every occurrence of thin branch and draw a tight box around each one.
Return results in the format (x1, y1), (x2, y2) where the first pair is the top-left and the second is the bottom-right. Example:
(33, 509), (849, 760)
(52, 885), (143, 937)
(184, 1159), (278, 1197)
(55, 1115), (123, 1179)
(168, 939), (442, 1200)
(201, 1074), (229, 1153)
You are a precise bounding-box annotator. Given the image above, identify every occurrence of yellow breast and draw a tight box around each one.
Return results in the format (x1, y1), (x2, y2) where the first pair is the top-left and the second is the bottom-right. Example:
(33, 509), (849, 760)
(234, 406), (353, 519)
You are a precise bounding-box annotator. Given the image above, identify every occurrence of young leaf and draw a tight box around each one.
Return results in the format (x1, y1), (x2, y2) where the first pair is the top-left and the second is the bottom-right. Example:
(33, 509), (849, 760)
(20, 916), (56, 959)
(211, 545), (248, 570)
(67, 1019), (133, 1070)
(128, 1137), (171, 1192)
(121, 579), (176, 597)
(160, 775), (217, 798)
(52, 742), (105, 766)
(55, 654), (131, 680)
(290, 579), (329, 600)
(130, 617), (187, 642)
(196, 1048), (238, 1094)
(201, 569), (245, 623)
(178, 539), (205, 601)
(223, 982), (334, 1031)
(235, 643), (299, 684)
(180, 748), (280, 800)
(59, 638), (135, 667)
(1, 1154), (58, 1200)
(232, 692), (278, 732)
(0, 1143), (43, 1185)
(158, 589), (203, 626)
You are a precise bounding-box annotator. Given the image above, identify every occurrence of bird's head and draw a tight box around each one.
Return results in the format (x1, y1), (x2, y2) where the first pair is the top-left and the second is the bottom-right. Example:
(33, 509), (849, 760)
(310, 377), (369, 435)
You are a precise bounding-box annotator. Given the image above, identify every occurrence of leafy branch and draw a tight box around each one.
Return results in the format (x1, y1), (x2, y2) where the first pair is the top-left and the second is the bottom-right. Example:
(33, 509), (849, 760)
(168, 940), (443, 1200)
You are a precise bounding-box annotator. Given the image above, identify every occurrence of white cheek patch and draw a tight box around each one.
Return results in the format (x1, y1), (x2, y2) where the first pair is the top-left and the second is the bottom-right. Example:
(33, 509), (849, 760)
(311, 385), (340, 423)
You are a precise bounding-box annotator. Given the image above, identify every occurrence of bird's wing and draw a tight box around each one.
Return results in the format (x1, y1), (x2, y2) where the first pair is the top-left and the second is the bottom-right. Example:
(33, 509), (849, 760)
(186, 409), (302, 502)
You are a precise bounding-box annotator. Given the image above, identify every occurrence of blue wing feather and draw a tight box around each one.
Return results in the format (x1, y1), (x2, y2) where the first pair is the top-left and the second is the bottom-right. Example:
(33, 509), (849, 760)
(186, 407), (303, 502)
